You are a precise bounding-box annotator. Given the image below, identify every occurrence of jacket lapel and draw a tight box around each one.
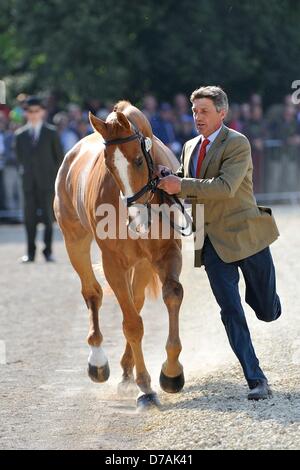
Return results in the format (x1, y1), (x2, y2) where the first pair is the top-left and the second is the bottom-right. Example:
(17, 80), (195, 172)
(25, 124), (33, 145)
(185, 136), (201, 177)
(199, 125), (229, 178)
(36, 124), (45, 147)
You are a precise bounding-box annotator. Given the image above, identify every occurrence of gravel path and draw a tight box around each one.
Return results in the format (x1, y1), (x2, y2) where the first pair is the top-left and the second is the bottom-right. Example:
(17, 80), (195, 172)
(0, 205), (299, 450)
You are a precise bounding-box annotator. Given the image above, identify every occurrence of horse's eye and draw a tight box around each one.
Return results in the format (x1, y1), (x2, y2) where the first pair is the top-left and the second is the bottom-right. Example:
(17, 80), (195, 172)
(135, 157), (143, 167)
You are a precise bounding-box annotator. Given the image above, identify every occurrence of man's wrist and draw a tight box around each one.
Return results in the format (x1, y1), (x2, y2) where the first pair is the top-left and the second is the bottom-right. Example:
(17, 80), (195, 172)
(177, 178), (197, 199)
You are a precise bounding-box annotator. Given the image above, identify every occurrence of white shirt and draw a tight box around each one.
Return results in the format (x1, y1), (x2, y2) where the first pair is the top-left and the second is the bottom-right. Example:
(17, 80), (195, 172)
(29, 121), (43, 142)
(190, 125), (223, 177)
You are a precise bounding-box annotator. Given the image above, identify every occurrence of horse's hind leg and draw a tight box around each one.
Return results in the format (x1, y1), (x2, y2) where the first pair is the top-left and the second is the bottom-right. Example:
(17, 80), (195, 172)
(118, 260), (153, 396)
(63, 225), (109, 383)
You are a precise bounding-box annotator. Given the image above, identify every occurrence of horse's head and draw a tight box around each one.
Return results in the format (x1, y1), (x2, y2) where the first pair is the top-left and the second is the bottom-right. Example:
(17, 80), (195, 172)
(89, 111), (153, 205)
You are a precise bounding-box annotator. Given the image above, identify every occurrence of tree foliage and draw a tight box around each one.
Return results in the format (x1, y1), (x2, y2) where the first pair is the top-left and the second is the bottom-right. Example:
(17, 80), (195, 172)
(1, 0), (300, 105)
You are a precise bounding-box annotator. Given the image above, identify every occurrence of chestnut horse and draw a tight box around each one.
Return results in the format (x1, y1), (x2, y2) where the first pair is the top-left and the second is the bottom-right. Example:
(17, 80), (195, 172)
(54, 101), (185, 409)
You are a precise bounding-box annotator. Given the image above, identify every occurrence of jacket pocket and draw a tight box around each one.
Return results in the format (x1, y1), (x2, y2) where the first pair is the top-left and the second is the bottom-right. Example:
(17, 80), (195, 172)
(258, 205), (272, 216)
(224, 207), (260, 222)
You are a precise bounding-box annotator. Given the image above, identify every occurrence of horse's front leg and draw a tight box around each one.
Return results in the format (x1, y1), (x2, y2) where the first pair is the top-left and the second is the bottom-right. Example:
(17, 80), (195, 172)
(63, 232), (109, 383)
(102, 253), (160, 410)
(118, 260), (155, 397)
(155, 242), (185, 393)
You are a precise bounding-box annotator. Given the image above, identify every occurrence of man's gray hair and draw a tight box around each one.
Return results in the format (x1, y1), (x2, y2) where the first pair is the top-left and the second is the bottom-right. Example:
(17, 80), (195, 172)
(190, 86), (229, 113)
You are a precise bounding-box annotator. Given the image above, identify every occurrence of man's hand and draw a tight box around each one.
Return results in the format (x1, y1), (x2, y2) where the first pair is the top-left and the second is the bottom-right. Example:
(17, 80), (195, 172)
(157, 175), (182, 195)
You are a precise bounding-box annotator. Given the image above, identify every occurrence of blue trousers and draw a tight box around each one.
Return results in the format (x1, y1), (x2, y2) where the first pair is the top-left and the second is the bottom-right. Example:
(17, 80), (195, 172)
(202, 237), (281, 387)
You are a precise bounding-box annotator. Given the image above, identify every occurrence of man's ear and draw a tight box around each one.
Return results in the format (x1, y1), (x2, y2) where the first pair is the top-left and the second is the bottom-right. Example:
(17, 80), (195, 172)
(220, 109), (227, 121)
(116, 112), (130, 130)
(89, 112), (109, 138)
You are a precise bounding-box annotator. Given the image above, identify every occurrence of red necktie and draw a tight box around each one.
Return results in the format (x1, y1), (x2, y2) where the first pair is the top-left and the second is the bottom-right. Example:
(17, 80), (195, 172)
(195, 138), (210, 178)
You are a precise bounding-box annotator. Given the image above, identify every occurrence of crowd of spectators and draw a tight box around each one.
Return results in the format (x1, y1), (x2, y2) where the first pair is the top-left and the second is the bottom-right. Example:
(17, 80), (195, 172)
(0, 91), (300, 219)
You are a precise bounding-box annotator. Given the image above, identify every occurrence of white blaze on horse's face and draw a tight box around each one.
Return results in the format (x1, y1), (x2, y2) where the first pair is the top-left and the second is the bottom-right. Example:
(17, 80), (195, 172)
(113, 147), (133, 198)
(113, 146), (144, 226)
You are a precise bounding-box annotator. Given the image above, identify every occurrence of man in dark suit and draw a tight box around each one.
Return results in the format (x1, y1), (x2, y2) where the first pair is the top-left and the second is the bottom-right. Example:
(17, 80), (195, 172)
(15, 96), (64, 262)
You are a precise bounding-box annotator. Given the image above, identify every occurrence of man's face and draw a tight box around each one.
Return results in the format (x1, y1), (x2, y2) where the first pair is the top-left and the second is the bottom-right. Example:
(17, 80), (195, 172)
(25, 105), (45, 125)
(192, 98), (226, 137)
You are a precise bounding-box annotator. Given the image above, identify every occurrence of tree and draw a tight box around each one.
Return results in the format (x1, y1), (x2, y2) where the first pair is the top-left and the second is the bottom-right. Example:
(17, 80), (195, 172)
(1, 0), (300, 106)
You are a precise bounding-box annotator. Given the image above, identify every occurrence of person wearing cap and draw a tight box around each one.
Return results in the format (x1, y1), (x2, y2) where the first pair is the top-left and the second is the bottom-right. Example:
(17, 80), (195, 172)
(15, 96), (64, 262)
(157, 86), (282, 401)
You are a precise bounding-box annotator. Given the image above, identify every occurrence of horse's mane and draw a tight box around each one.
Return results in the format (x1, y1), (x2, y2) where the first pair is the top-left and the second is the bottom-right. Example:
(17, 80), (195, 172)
(109, 100), (178, 171)
(111, 100), (153, 138)
(112, 100), (132, 113)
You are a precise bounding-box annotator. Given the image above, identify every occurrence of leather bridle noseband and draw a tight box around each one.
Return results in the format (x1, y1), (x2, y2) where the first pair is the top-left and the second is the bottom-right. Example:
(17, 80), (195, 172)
(103, 120), (194, 236)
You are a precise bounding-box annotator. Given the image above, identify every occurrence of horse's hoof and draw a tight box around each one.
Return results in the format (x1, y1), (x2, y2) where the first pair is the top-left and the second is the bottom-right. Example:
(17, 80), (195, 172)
(117, 378), (137, 397)
(88, 362), (110, 383)
(159, 370), (185, 393)
(136, 393), (161, 411)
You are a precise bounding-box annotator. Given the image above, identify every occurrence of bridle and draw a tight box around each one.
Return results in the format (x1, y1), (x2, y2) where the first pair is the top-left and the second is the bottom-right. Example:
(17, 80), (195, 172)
(103, 120), (194, 236)
(103, 122), (158, 206)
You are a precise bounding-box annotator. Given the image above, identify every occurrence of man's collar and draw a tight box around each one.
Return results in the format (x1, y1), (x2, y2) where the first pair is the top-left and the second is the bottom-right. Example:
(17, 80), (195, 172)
(28, 120), (43, 131)
(200, 124), (223, 144)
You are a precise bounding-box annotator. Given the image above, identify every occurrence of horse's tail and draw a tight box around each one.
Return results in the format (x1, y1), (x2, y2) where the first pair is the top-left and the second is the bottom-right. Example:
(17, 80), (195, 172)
(146, 267), (161, 300)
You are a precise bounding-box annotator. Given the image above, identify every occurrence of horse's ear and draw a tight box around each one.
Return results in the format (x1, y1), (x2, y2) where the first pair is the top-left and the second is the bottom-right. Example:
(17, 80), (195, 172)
(116, 112), (130, 130)
(89, 112), (109, 137)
